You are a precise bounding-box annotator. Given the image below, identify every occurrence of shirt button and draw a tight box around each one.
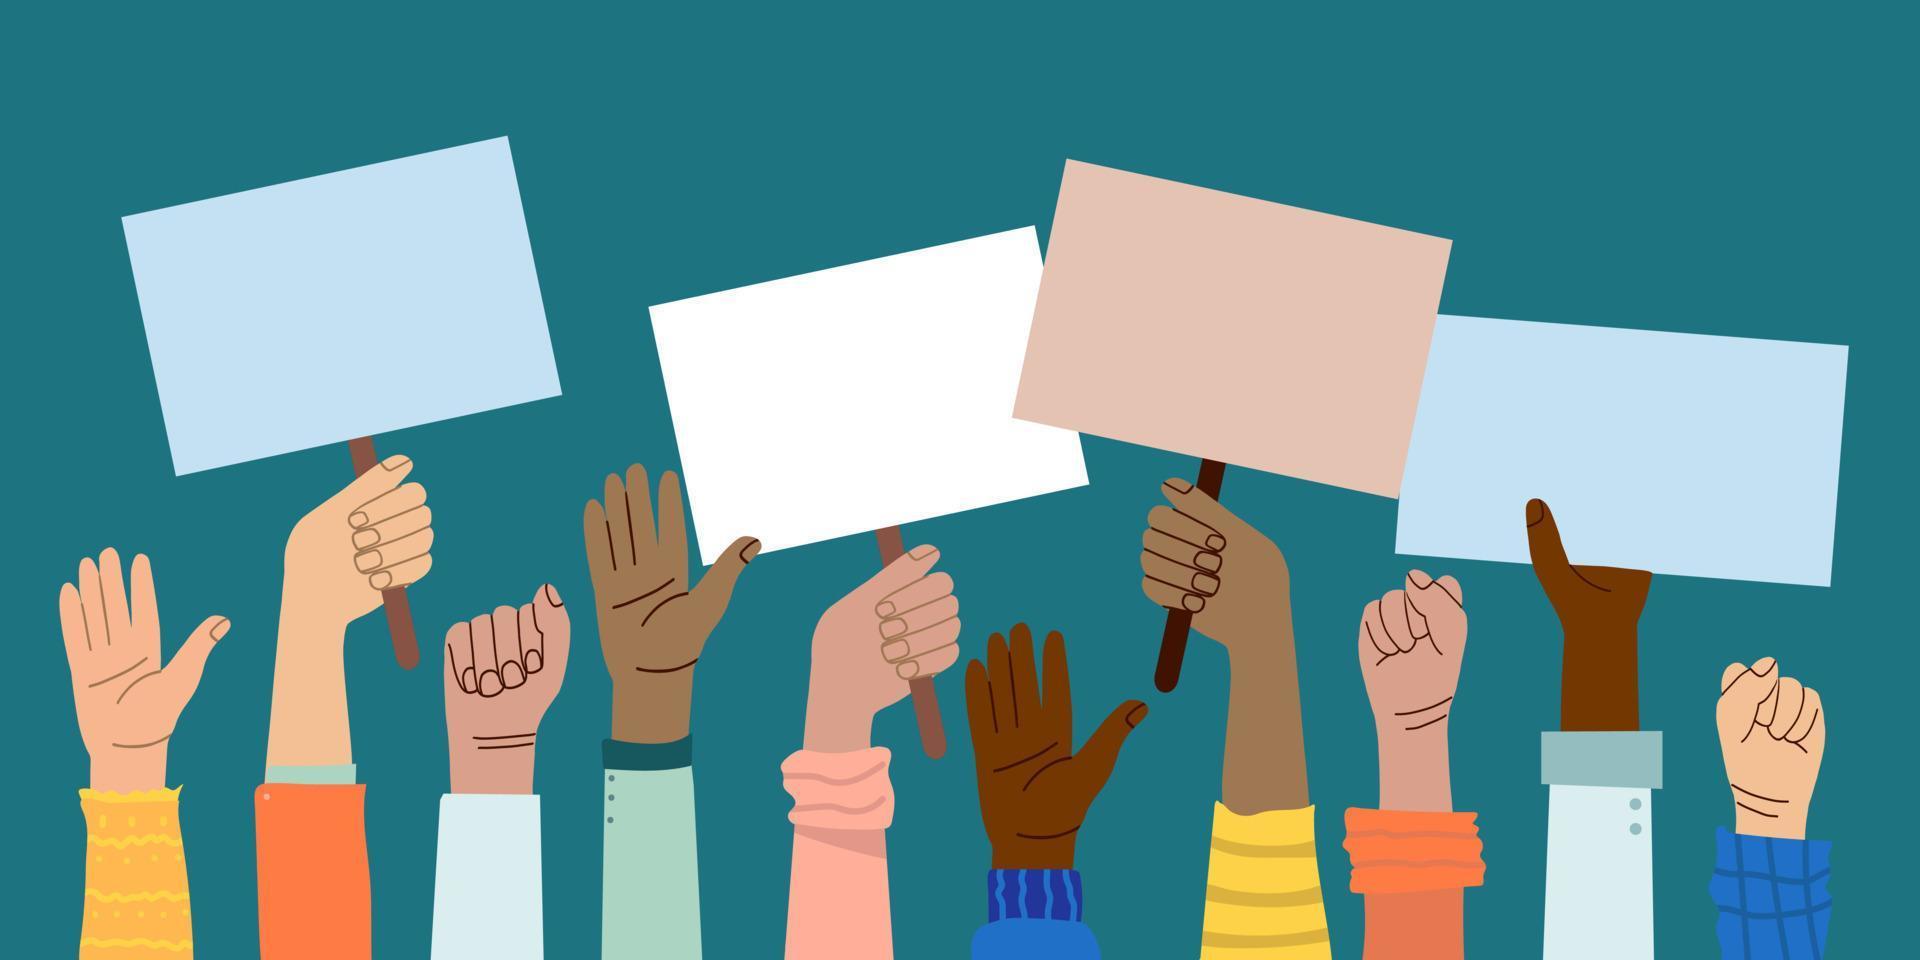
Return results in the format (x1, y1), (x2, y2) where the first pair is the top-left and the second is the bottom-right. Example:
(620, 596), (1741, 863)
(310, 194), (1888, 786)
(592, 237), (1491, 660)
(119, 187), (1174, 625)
(607, 817), (615, 824)
(1629, 798), (1642, 810)
(609, 774), (616, 782)
(1629, 823), (1643, 835)
(608, 794), (616, 801)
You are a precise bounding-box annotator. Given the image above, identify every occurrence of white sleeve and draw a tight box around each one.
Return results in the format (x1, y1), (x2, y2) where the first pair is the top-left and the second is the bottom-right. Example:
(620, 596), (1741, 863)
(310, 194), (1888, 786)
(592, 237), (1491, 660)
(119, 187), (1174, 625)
(431, 793), (544, 959)
(1541, 731), (1661, 960)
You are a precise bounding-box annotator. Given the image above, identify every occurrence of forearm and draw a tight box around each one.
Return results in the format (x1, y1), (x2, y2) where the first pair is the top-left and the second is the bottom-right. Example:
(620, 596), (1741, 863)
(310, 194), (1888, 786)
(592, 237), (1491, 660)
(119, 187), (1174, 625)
(602, 739), (702, 956)
(1223, 644), (1308, 814)
(432, 795), (542, 959)
(783, 745), (893, 959)
(1560, 628), (1638, 731)
(449, 739), (536, 794)
(266, 609), (351, 766)
(79, 788), (194, 957)
(91, 749), (170, 793)
(611, 672), (696, 744)
(1377, 726), (1451, 813)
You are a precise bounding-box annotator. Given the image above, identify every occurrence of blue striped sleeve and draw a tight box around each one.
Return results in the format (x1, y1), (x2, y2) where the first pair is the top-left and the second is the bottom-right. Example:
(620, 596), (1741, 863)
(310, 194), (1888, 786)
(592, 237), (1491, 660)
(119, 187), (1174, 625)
(973, 869), (1100, 959)
(1710, 827), (1831, 959)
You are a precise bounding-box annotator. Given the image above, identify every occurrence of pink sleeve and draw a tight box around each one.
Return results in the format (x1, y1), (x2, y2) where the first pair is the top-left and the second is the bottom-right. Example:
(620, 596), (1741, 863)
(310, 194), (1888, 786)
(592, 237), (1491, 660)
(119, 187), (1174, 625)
(782, 747), (894, 960)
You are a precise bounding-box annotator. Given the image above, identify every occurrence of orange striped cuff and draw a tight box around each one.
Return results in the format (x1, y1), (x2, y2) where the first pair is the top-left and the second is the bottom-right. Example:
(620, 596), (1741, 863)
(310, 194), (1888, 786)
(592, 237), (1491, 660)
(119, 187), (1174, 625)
(1343, 808), (1485, 894)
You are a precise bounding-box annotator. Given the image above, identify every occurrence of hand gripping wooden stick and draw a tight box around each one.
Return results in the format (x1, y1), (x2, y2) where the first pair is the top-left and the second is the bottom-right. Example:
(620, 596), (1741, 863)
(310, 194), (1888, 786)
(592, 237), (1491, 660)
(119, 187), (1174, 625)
(877, 525), (947, 758)
(1154, 458), (1226, 692)
(348, 436), (420, 669)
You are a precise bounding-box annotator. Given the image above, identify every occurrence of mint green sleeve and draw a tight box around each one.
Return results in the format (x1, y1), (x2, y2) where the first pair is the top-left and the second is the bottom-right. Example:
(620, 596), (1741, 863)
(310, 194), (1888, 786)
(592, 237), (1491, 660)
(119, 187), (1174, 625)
(602, 737), (701, 957)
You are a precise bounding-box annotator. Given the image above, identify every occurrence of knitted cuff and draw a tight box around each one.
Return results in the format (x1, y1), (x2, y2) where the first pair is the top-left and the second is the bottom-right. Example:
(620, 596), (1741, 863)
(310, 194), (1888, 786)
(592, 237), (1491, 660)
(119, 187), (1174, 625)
(987, 868), (1084, 922)
(1344, 808), (1485, 894)
(782, 747), (893, 831)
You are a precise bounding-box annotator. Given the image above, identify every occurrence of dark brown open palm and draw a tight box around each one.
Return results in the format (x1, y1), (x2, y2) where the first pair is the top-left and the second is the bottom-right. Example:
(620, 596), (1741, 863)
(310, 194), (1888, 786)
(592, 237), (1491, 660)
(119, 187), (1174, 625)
(965, 624), (1146, 869)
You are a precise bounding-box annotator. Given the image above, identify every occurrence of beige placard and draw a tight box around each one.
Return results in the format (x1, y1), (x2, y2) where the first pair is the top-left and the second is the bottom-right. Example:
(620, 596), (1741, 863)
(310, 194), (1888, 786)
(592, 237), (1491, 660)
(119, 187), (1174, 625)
(1015, 160), (1451, 497)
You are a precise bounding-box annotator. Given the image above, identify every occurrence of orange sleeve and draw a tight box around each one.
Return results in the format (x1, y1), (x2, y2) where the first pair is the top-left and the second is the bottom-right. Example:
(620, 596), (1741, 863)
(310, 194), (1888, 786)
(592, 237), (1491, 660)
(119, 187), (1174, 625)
(1343, 808), (1484, 960)
(255, 784), (371, 960)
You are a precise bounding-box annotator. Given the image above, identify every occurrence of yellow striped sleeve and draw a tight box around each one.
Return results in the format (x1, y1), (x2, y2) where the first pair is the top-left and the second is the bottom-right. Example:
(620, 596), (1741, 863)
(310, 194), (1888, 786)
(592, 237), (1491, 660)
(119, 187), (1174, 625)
(78, 788), (193, 958)
(1200, 802), (1331, 959)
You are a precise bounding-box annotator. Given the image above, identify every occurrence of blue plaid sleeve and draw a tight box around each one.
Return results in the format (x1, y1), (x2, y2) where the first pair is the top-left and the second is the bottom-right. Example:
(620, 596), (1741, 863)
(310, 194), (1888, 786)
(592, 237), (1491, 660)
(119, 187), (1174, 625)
(1710, 827), (1831, 959)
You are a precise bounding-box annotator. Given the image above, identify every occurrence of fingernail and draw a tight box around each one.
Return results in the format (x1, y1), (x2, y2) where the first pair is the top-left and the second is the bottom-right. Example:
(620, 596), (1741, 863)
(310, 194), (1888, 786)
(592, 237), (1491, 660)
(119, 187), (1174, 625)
(1196, 552), (1222, 572)
(524, 650), (543, 674)
(1125, 702), (1148, 727)
(1752, 657), (1776, 676)
(352, 529), (379, 549)
(881, 640), (909, 662)
(741, 539), (761, 563)
(461, 667), (477, 693)
(1182, 594), (1205, 612)
(897, 660), (921, 679)
(880, 618), (906, 639)
(478, 670), (502, 697)
(1193, 572), (1220, 594)
(1206, 534), (1226, 551)
(370, 571), (393, 589)
(211, 618), (231, 641)
(349, 511), (370, 528)
(875, 600), (896, 617)
(1408, 569), (1433, 589)
(1526, 498), (1546, 526)
(383, 454), (411, 470)
(909, 544), (938, 560)
(544, 583), (563, 606)
(501, 662), (526, 688)
(355, 550), (382, 572)
(1164, 477), (1193, 494)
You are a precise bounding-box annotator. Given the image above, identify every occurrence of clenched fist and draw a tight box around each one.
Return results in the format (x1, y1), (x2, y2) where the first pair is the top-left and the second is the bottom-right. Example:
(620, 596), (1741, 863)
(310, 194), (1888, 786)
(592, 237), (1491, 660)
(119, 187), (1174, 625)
(59, 549), (230, 792)
(1356, 571), (1466, 811)
(804, 546), (961, 751)
(444, 585), (571, 793)
(1717, 658), (1825, 840)
(965, 625), (1146, 868)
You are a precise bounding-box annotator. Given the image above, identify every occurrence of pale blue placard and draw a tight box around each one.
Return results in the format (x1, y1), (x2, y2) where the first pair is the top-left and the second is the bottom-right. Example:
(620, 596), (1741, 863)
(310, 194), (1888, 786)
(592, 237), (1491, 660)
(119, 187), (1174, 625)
(124, 137), (560, 474)
(1395, 316), (1847, 586)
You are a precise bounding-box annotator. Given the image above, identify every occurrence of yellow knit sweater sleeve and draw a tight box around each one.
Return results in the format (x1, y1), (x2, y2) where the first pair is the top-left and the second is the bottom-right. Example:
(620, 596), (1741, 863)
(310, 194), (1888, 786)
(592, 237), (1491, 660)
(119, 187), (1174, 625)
(78, 787), (193, 957)
(1200, 802), (1332, 959)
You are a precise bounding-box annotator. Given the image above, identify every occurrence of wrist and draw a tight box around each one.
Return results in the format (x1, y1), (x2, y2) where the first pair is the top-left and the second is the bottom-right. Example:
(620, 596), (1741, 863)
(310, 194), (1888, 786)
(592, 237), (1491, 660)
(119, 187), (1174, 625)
(1377, 725), (1452, 811)
(991, 835), (1076, 870)
(1731, 784), (1808, 840)
(610, 672), (694, 743)
(449, 736), (536, 794)
(803, 694), (873, 752)
(90, 749), (168, 793)
(1559, 627), (1640, 731)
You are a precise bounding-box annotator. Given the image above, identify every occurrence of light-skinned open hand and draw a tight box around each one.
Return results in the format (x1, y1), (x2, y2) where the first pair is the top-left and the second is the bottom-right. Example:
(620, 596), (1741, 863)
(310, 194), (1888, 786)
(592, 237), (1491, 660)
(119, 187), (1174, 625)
(60, 548), (230, 792)
(584, 464), (757, 743)
(803, 545), (961, 752)
(966, 624), (1146, 868)
(1718, 657), (1825, 840)
(444, 585), (571, 794)
(1356, 571), (1466, 811)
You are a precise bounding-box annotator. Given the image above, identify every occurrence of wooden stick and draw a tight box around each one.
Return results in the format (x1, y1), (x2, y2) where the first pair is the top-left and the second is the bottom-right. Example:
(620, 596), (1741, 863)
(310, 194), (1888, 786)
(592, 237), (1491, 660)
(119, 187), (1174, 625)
(877, 526), (946, 759)
(348, 436), (420, 670)
(1153, 458), (1226, 692)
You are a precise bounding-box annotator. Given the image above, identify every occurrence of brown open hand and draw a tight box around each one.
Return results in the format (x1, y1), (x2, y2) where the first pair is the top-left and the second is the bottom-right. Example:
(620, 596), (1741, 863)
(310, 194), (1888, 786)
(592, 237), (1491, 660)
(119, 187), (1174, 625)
(584, 464), (758, 742)
(1525, 498), (1651, 730)
(965, 624), (1147, 868)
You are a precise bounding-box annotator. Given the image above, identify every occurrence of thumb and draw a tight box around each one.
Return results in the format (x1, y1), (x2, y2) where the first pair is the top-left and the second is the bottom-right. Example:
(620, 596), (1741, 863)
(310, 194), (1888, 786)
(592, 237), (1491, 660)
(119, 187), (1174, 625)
(1524, 498), (1580, 599)
(154, 616), (231, 716)
(1074, 700), (1149, 796)
(1717, 657), (1778, 726)
(1161, 478), (1236, 533)
(1403, 570), (1467, 649)
(864, 543), (942, 596)
(334, 454), (413, 510)
(689, 537), (761, 626)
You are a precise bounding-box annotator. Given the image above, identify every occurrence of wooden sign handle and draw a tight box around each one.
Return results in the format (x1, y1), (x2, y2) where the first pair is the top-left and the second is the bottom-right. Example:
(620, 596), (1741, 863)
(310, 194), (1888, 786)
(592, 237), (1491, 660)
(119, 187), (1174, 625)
(877, 525), (947, 759)
(1154, 458), (1226, 692)
(348, 436), (420, 670)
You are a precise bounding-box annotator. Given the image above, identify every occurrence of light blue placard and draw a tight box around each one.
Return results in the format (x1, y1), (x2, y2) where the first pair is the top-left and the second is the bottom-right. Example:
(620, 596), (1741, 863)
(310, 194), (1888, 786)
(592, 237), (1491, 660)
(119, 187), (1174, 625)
(123, 137), (560, 474)
(1395, 316), (1847, 586)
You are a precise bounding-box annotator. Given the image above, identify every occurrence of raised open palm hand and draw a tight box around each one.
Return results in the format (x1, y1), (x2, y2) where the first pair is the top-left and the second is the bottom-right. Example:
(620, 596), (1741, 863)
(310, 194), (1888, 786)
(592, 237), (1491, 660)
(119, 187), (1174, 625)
(965, 624), (1146, 868)
(59, 548), (229, 790)
(584, 464), (757, 680)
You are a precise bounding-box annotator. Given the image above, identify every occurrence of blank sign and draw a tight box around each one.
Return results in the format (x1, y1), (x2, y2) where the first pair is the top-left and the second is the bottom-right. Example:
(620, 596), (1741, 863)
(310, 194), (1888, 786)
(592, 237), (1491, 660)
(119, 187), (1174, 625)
(651, 228), (1088, 565)
(1395, 316), (1848, 586)
(124, 137), (561, 474)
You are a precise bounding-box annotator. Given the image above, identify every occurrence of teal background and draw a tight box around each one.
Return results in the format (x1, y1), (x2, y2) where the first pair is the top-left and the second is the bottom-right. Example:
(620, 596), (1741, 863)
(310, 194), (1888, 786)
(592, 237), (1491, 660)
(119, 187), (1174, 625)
(3, 3), (1909, 956)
